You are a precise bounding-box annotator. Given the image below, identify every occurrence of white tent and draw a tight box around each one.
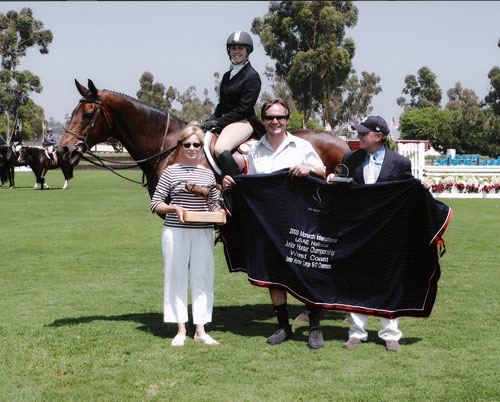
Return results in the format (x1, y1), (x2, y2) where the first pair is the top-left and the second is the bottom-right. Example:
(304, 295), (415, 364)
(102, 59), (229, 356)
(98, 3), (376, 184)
(425, 146), (441, 156)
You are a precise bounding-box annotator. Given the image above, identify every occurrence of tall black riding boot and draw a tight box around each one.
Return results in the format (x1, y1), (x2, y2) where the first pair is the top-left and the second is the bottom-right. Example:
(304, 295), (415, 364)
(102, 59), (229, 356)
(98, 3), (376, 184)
(217, 150), (240, 178)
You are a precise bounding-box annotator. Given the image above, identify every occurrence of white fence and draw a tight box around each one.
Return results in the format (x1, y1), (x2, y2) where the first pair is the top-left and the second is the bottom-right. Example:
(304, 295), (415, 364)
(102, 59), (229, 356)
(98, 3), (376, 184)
(395, 143), (500, 198)
(397, 142), (426, 179)
(423, 166), (500, 178)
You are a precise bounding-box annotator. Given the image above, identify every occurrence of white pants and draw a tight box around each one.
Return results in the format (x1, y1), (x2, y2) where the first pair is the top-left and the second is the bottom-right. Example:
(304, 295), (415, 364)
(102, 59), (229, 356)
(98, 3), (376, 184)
(214, 121), (253, 156)
(162, 226), (215, 325)
(348, 313), (402, 341)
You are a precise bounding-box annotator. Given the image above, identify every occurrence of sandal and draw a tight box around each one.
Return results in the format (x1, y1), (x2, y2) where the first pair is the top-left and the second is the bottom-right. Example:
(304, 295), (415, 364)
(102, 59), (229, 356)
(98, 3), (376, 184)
(194, 333), (219, 346)
(171, 333), (186, 347)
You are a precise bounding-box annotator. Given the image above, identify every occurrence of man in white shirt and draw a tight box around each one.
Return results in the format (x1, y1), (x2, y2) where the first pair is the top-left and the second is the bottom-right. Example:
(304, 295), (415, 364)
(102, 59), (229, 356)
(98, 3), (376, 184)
(222, 99), (326, 349)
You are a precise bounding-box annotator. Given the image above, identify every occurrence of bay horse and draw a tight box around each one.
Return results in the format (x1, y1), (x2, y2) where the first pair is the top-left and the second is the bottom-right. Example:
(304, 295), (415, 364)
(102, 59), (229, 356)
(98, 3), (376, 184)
(0, 145), (18, 188)
(17, 146), (74, 190)
(57, 79), (350, 198)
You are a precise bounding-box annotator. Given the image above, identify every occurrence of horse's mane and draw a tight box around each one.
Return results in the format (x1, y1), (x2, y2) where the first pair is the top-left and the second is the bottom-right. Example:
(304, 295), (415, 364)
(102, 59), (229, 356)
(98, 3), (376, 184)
(102, 89), (187, 125)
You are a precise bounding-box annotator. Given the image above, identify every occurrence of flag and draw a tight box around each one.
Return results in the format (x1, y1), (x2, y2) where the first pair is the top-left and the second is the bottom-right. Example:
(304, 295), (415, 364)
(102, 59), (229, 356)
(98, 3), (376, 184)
(220, 170), (451, 319)
(391, 116), (400, 130)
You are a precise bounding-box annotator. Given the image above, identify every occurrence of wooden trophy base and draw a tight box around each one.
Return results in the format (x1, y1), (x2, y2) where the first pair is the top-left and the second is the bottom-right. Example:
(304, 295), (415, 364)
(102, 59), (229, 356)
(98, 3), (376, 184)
(183, 210), (226, 224)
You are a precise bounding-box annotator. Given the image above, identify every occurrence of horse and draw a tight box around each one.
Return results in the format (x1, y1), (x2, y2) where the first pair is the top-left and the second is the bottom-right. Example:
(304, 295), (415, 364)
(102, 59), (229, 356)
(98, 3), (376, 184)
(57, 79), (350, 198)
(17, 146), (74, 190)
(0, 145), (18, 188)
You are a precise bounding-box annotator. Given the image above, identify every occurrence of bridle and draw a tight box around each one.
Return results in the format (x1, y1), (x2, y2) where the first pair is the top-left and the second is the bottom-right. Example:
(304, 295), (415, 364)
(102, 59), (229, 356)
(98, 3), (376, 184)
(61, 96), (179, 188)
(63, 98), (113, 149)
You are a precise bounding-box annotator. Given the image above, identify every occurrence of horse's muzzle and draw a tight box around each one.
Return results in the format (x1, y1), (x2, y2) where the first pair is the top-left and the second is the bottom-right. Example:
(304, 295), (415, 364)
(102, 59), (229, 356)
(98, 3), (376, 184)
(69, 148), (83, 166)
(75, 141), (88, 154)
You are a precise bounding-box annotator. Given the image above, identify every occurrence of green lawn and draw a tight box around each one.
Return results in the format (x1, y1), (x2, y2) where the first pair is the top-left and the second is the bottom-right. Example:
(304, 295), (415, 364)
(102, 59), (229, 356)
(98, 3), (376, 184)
(1, 170), (499, 401)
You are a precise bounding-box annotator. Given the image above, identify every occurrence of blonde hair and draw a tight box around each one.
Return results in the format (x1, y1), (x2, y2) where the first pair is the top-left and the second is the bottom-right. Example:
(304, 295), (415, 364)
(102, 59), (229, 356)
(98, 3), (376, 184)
(178, 122), (204, 145)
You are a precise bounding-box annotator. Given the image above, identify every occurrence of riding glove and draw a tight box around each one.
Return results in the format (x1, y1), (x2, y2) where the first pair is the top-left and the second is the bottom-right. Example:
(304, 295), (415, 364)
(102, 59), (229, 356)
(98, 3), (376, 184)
(200, 120), (218, 131)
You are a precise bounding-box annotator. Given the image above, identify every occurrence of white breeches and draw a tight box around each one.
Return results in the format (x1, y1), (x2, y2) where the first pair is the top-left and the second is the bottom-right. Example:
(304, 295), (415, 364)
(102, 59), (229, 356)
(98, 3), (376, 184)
(162, 226), (215, 325)
(214, 121), (253, 156)
(348, 313), (402, 341)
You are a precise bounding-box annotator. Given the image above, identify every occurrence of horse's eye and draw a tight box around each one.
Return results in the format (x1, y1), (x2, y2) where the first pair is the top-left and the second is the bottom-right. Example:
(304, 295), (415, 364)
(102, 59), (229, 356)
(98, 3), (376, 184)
(82, 112), (94, 120)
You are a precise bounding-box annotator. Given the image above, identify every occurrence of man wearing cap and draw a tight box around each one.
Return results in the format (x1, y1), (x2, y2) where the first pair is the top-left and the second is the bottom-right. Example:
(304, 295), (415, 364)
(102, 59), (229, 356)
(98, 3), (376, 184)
(331, 115), (413, 352)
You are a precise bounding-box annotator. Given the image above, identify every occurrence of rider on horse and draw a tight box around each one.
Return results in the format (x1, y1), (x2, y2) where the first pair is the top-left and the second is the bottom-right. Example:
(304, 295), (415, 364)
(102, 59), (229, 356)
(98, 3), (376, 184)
(200, 31), (265, 178)
(9, 125), (24, 150)
(42, 128), (59, 165)
(43, 129), (57, 151)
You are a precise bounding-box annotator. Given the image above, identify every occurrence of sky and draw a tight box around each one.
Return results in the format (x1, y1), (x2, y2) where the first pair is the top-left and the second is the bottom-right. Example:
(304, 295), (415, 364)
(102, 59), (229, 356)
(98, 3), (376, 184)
(2, 1), (499, 137)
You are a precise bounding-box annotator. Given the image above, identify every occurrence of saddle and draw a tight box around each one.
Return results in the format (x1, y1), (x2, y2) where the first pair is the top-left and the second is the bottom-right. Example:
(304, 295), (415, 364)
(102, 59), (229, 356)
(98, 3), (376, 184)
(203, 131), (257, 179)
(43, 147), (59, 168)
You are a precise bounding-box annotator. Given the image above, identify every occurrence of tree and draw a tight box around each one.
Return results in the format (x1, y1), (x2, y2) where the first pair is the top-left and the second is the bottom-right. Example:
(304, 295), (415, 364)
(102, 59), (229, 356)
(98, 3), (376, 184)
(176, 87), (214, 123)
(136, 71), (176, 109)
(259, 65), (296, 108)
(445, 81), (479, 111)
(484, 66), (500, 115)
(323, 69), (381, 134)
(0, 8), (52, 138)
(397, 66), (442, 110)
(399, 106), (500, 156)
(136, 72), (215, 123)
(252, 1), (358, 127)
(399, 107), (458, 151)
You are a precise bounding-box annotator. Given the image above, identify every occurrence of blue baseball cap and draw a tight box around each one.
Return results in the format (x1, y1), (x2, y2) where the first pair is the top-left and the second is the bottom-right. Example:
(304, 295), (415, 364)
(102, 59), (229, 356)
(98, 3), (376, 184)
(351, 116), (390, 136)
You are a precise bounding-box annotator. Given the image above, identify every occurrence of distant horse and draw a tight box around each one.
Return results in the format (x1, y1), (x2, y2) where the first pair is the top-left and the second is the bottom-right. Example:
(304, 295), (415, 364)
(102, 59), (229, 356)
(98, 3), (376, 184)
(0, 145), (18, 188)
(58, 79), (350, 197)
(17, 146), (74, 190)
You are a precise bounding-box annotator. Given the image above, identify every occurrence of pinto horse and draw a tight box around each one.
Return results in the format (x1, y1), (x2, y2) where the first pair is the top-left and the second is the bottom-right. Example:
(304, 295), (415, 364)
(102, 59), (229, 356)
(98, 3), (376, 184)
(58, 79), (350, 197)
(17, 146), (74, 190)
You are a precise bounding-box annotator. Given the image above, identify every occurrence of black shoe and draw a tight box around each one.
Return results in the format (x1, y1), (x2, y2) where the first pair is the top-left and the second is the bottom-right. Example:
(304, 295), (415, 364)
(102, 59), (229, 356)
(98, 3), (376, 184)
(267, 326), (293, 345)
(308, 326), (324, 349)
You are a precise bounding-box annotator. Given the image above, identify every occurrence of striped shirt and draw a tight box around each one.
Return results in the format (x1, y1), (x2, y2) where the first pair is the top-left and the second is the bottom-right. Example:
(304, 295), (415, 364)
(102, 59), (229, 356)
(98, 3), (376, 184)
(150, 164), (219, 228)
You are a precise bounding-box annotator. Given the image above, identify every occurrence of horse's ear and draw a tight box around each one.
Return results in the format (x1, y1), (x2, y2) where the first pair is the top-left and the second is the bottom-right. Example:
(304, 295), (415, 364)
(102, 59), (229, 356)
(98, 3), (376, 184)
(75, 79), (89, 97)
(88, 79), (98, 98)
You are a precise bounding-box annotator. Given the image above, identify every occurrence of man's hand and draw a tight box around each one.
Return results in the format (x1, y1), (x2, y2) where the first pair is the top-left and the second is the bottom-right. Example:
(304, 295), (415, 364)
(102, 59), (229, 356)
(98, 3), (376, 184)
(326, 173), (336, 183)
(222, 175), (236, 190)
(289, 164), (312, 177)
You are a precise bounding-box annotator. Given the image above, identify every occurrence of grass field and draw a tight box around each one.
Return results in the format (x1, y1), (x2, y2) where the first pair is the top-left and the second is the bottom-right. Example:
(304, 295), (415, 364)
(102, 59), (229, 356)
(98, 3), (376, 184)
(1, 170), (499, 401)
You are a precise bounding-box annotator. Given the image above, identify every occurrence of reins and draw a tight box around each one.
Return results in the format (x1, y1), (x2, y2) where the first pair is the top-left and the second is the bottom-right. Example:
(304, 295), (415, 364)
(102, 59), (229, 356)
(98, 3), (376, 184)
(79, 144), (179, 187)
(63, 96), (178, 188)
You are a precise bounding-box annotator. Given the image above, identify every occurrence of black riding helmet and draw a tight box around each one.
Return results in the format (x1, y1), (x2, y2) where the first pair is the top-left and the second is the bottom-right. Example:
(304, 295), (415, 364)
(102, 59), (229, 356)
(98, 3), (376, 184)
(226, 31), (253, 56)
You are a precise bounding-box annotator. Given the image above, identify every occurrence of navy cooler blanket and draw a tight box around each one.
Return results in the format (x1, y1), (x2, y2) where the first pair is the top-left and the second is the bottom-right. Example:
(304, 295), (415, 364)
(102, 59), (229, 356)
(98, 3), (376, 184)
(220, 169), (452, 319)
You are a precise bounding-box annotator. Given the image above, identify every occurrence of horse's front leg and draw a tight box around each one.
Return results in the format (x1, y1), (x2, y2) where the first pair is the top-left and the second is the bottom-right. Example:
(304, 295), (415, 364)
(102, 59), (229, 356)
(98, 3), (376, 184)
(9, 169), (15, 189)
(41, 177), (50, 190)
(63, 179), (68, 189)
(41, 168), (50, 190)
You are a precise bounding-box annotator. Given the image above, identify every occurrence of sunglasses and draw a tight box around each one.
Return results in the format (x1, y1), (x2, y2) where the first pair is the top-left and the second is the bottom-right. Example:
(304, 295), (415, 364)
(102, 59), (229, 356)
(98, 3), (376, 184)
(263, 115), (288, 122)
(182, 142), (201, 149)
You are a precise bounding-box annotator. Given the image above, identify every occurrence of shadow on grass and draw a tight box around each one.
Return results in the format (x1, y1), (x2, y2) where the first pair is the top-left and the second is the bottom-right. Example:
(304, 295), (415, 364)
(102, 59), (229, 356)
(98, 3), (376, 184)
(1, 185), (66, 190)
(48, 304), (377, 342)
(46, 305), (278, 339)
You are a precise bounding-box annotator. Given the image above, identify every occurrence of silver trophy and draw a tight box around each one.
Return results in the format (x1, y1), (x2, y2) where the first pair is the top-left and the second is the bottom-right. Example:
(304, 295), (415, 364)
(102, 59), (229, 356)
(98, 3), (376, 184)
(327, 164), (353, 185)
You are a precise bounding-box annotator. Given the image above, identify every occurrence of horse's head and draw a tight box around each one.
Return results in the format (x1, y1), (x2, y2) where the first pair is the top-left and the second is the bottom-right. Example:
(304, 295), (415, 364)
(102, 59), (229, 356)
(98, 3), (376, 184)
(57, 79), (113, 166)
(16, 146), (29, 165)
